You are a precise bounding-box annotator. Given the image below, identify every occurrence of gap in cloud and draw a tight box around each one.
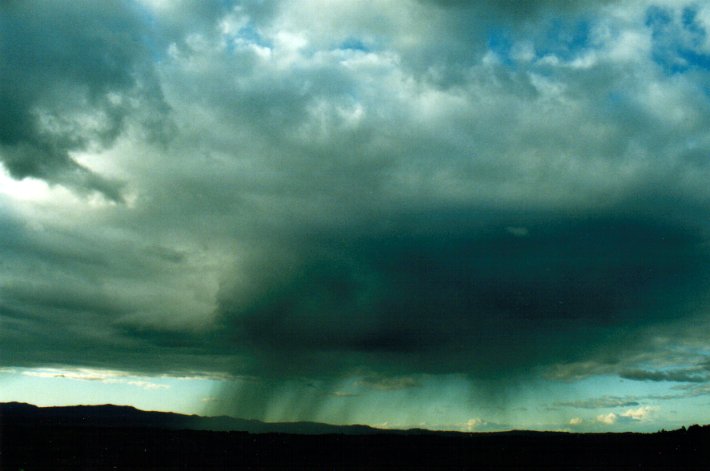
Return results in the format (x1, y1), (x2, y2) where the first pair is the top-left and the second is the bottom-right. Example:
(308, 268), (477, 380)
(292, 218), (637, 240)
(339, 37), (371, 53)
(485, 16), (595, 68)
(0, 167), (54, 202)
(485, 28), (516, 66)
(222, 21), (273, 56)
(647, 5), (710, 74)
(536, 18), (593, 61)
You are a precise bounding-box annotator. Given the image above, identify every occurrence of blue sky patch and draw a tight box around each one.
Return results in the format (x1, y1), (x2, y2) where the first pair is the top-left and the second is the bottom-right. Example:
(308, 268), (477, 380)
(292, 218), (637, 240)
(486, 17), (593, 67)
(339, 37), (371, 52)
(647, 5), (710, 74)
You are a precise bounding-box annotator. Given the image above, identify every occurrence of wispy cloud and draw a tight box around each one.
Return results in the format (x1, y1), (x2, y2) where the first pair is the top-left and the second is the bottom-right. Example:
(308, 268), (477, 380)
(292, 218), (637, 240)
(620, 368), (709, 383)
(357, 375), (422, 391)
(555, 396), (640, 409)
(21, 368), (169, 390)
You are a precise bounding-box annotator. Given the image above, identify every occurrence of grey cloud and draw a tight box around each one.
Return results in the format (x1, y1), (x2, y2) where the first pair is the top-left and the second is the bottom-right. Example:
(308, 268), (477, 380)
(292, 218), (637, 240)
(419, 0), (608, 14)
(154, 0), (710, 225)
(1, 1), (710, 428)
(545, 359), (631, 382)
(399, 0), (613, 87)
(8, 202), (708, 387)
(0, 208), (222, 375)
(621, 369), (709, 383)
(216, 211), (710, 379)
(545, 332), (710, 387)
(0, 0), (167, 200)
(671, 383), (710, 398)
(555, 396), (641, 409)
(137, 0), (253, 50)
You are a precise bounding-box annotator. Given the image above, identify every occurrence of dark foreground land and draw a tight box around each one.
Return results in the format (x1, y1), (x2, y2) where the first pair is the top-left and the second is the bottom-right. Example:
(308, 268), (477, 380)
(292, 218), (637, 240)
(1, 403), (709, 470)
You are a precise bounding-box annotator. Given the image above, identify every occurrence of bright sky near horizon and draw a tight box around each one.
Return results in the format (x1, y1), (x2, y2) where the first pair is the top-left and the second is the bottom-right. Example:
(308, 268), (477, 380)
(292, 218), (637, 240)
(1, 0), (710, 433)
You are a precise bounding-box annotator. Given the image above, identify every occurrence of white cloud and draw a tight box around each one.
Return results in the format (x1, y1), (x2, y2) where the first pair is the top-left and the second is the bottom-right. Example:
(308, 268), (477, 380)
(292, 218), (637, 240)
(621, 406), (658, 421)
(23, 367), (123, 382)
(569, 417), (583, 426)
(465, 418), (485, 431)
(126, 381), (169, 391)
(21, 368), (169, 391)
(594, 406), (658, 425)
(596, 413), (617, 425)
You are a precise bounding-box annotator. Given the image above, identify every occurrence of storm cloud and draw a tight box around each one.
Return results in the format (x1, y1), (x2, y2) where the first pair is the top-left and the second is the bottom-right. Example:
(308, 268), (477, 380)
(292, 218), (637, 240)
(216, 211), (709, 379)
(1, 0), (710, 428)
(0, 0), (166, 200)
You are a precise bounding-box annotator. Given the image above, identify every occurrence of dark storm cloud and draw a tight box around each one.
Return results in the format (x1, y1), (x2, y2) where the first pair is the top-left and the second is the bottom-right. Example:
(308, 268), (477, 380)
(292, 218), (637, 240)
(419, 0), (610, 19)
(0, 207), (223, 375)
(8, 203), (707, 386)
(0, 0), (166, 200)
(2, 1), (710, 423)
(216, 209), (710, 379)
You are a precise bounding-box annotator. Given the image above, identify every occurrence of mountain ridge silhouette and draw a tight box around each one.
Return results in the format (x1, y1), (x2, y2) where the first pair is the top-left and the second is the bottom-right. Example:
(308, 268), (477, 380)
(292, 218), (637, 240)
(0, 401), (389, 435)
(3, 402), (709, 469)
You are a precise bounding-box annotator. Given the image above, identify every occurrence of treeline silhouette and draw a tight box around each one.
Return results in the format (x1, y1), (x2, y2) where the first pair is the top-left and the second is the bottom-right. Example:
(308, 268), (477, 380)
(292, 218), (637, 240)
(2, 403), (708, 469)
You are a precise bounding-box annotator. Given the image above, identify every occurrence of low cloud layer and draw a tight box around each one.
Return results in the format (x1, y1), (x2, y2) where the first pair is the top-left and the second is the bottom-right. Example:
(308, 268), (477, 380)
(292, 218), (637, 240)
(216, 211), (709, 379)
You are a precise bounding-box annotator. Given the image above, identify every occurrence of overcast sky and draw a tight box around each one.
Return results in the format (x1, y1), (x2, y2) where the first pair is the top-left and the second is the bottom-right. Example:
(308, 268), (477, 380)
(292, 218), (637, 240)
(1, 0), (710, 432)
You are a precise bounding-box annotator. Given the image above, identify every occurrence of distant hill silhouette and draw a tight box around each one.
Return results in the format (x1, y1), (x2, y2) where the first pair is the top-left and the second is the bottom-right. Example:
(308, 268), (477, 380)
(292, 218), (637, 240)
(0, 402), (383, 434)
(2, 402), (709, 469)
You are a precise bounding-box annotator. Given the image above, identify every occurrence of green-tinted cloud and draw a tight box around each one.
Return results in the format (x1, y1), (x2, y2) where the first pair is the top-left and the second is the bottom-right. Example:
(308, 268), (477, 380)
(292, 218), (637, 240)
(1, 0), (710, 428)
(0, 0), (167, 200)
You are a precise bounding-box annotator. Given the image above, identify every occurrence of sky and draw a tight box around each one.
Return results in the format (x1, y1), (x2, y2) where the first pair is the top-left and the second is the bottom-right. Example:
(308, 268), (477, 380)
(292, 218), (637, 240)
(1, 0), (710, 433)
